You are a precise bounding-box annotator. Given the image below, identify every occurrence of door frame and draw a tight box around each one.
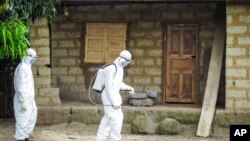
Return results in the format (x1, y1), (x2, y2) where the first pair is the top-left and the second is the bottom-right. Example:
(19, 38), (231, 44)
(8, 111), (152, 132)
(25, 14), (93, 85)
(162, 22), (200, 104)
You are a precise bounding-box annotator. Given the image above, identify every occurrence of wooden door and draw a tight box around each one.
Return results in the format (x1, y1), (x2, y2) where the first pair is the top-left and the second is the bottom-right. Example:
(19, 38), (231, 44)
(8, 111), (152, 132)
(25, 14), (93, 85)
(165, 24), (197, 103)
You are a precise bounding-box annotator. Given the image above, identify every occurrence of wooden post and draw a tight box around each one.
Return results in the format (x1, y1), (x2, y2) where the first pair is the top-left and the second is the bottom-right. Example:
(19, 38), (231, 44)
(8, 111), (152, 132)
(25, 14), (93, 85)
(196, 21), (225, 137)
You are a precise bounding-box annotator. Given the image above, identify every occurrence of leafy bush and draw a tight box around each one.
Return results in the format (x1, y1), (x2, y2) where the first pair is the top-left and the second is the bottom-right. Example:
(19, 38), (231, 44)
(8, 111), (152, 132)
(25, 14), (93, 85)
(0, 0), (61, 23)
(0, 0), (61, 59)
(0, 19), (29, 59)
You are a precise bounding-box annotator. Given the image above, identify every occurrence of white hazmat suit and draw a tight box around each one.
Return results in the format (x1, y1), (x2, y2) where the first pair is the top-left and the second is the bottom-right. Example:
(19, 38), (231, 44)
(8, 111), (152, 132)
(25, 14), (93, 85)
(14, 48), (37, 141)
(96, 50), (134, 141)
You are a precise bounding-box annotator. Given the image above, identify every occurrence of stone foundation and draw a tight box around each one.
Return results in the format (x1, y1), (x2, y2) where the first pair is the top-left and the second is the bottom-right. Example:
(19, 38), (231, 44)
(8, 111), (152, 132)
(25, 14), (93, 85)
(36, 104), (250, 136)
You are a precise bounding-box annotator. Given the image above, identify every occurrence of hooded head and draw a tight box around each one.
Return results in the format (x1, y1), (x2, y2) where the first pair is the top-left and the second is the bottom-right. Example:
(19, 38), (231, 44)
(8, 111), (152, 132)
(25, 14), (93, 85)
(114, 50), (132, 67)
(22, 48), (37, 65)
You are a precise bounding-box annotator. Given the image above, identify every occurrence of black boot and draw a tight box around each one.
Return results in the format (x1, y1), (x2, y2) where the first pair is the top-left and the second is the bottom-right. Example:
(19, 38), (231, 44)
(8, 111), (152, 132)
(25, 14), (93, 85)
(25, 138), (30, 141)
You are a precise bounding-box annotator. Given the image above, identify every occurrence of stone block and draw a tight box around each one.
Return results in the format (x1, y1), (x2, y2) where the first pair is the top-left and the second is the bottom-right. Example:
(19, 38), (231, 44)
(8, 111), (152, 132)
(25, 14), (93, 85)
(145, 68), (161, 76)
(53, 49), (68, 57)
(51, 32), (67, 39)
(49, 95), (61, 105)
(239, 15), (250, 23)
(136, 39), (154, 47)
(38, 47), (50, 56)
(227, 48), (246, 56)
(227, 26), (247, 34)
(133, 77), (151, 85)
(235, 80), (250, 88)
(35, 78), (51, 86)
(129, 93), (148, 99)
(36, 88), (61, 106)
(30, 38), (50, 46)
(226, 90), (246, 98)
(59, 59), (76, 66)
(227, 15), (233, 24)
(38, 28), (49, 37)
(36, 57), (50, 65)
(238, 37), (250, 45)
(226, 69), (247, 77)
(226, 58), (233, 67)
(59, 76), (76, 83)
(61, 23), (76, 29)
(237, 59), (250, 66)
(36, 97), (50, 106)
(227, 5), (247, 14)
(146, 49), (162, 57)
(52, 67), (68, 75)
(226, 37), (234, 45)
(38, 67), (51, 76)
(58, 40), (74, 48)
(129, 98), (155, 106)
(69, 67), (83, 75)
(69, 50), (80, 56)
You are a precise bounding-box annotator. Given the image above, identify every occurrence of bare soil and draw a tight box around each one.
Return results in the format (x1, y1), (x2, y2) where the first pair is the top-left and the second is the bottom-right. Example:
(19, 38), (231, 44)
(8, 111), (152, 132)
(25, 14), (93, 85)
(0, 119), (229, 141)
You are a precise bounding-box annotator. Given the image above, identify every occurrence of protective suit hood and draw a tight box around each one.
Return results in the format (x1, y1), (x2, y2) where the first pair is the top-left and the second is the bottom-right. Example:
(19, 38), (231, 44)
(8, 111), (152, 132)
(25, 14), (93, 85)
(114, 50), (132, 67)
(22, 48), (37, 65)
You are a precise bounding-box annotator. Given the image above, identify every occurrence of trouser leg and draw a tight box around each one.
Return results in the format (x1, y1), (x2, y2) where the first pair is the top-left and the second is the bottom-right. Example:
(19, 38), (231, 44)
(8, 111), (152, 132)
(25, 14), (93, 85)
(96, 115), (110, 141)
(26, 101), (37, 136)
(14, 97), (29, 140)
(109, 108), (123, 141)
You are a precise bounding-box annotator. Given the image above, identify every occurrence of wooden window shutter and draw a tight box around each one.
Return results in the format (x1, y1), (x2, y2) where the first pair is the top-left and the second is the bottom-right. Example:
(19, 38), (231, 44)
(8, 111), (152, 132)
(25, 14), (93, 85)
(85, 23), (127, 63)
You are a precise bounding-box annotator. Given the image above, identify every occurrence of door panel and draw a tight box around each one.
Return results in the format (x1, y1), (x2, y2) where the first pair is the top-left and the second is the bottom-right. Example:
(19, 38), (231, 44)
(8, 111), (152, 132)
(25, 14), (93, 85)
(165, 24), (197, 103)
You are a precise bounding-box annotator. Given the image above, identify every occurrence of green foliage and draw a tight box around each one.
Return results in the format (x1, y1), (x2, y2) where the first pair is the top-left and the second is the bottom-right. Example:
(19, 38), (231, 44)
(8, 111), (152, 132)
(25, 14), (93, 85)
(0, 0), (61, 23)
(0, 0), (9, 14)
(0, 19), (29, 60)
(0, 0), (61, 59)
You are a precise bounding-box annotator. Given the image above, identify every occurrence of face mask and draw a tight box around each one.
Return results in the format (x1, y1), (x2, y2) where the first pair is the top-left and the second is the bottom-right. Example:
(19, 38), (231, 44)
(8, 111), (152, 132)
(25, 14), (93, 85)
(120, 58), (131, 67)
(29, 56), (37, 65)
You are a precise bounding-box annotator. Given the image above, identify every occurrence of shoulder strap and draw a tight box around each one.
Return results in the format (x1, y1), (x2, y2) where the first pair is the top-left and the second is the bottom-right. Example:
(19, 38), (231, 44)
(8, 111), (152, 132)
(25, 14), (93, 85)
(101, 63), (117, 76)
(112, 63), (117, 76)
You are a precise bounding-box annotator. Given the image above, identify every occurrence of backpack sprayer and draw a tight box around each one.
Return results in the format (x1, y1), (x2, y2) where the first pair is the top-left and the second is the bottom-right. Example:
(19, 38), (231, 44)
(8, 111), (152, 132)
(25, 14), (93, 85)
(87, 64), (148, 117)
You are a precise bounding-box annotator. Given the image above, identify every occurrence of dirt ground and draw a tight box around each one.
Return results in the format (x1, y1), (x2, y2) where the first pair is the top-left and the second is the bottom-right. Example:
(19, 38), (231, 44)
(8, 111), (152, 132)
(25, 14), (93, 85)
(0, 118), (229, 141)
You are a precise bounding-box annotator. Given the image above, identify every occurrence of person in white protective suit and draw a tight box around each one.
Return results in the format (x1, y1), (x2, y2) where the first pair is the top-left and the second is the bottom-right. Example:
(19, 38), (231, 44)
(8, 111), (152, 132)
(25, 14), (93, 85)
(13, 48), (37, 141)
(96, 50), (135, 141)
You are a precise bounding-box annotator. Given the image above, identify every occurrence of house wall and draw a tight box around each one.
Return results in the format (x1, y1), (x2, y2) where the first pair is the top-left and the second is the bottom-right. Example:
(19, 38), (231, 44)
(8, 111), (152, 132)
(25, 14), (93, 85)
(29, 18), (61, 106)
(51, 3), (220, 104)
(226, 3), (250, 110)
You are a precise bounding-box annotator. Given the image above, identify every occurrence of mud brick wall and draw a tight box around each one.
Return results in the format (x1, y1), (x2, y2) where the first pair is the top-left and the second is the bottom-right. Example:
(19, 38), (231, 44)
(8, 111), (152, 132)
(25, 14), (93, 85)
(51, 3), (219, 104)
(29, 18), (61, 106)
(226, 3), (250, 110)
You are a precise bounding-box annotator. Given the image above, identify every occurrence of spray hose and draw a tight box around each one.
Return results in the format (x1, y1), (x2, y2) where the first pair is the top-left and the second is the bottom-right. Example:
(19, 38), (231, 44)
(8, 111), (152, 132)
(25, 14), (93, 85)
(87, 71), (148, 116)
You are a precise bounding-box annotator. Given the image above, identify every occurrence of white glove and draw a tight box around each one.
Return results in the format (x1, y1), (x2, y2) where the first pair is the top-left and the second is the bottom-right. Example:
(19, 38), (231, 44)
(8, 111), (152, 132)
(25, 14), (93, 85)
(112, 105), (121, 109)
(127, 86), (134, 95)
(21, 101), (27, 111)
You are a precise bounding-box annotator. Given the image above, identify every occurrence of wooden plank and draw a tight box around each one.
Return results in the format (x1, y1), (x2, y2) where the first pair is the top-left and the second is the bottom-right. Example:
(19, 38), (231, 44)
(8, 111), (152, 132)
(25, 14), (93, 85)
(196, 22), (225, 137)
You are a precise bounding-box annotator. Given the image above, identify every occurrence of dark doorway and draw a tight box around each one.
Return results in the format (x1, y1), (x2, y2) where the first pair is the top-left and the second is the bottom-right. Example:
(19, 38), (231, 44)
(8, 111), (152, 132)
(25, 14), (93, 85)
(0, 59), (19, 118)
